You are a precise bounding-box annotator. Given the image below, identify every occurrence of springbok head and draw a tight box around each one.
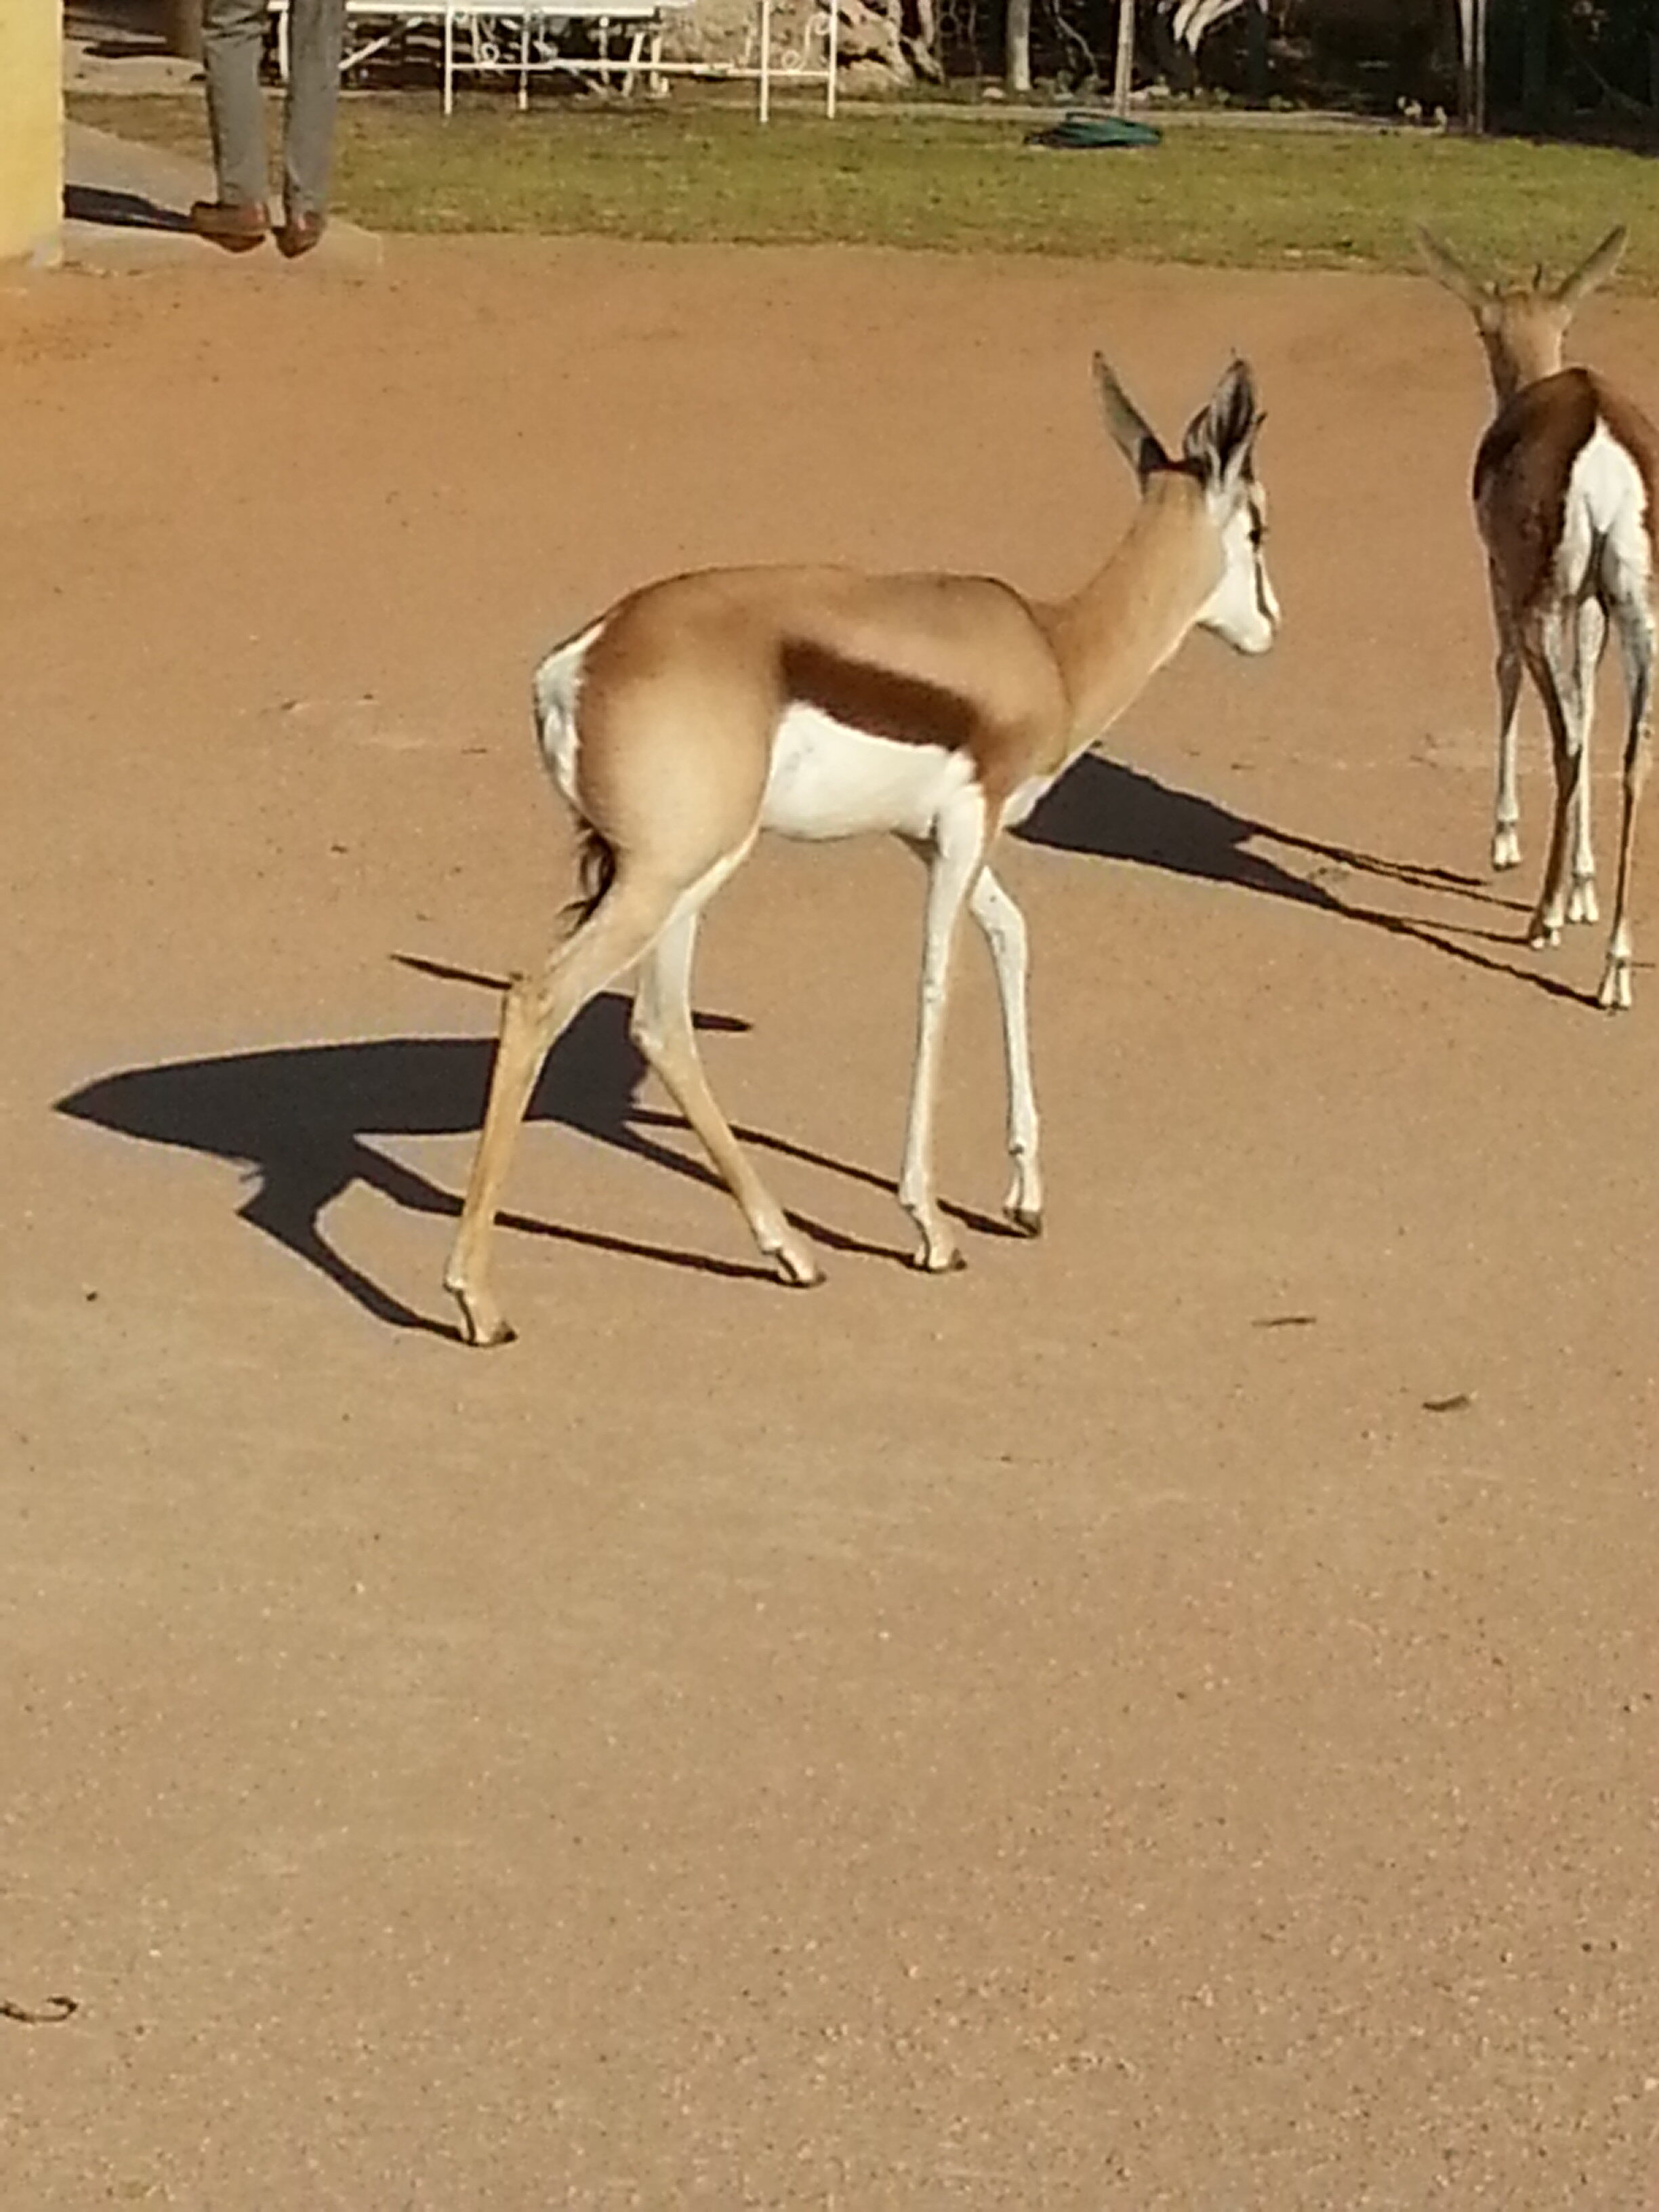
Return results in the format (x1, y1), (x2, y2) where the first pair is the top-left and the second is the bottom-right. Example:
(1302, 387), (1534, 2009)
(1417, 224), (1628, 406)
(1094, 353), (1279, 656)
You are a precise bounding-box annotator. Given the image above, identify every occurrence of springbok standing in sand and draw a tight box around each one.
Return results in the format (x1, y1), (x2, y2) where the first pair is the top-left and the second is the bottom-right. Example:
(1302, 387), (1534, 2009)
(1419, 225), (1658, 1008)
(445, 354), (1278, 1346)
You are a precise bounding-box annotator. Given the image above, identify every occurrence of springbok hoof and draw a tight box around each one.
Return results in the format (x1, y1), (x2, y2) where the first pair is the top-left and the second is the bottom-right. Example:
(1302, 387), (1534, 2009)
(457, 1307), (517, 1349)
(770, 1244), (824, 1289)
(1492, 826), (1522, 871)
(446, 1272), (516, 1347)
(1598, 961), (1634, 1012)
(1004, 1204), (1044, 1238)
(1567, 878), (1600, 926)
(1527, 916), (1563, 951)
(909, 1243), (967, 1275)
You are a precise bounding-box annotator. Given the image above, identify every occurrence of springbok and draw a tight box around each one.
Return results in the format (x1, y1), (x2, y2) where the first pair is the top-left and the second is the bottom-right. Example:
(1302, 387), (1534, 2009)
(1419, 224), (1658, 1008)
(445, 354), (1278, 1346)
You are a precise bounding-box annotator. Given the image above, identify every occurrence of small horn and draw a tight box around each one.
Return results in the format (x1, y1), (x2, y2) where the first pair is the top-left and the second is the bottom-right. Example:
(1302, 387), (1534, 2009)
(1416, 226), (1489, 316)
(1554, 224), (1628, 310)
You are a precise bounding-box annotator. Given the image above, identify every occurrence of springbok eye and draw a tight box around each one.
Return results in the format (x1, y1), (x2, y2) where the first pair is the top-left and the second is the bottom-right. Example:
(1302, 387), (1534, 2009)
(1249, 515), (1267, 550)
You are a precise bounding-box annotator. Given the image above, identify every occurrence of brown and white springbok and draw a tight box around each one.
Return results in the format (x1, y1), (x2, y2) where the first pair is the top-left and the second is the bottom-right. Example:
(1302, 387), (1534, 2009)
(1419, 225), (1658, 1008)
(445, 354), (1278, 1346)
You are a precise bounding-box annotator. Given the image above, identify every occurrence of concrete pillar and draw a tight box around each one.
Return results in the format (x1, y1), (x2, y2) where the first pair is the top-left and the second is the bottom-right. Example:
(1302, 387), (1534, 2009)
(0, 0), (62, 264)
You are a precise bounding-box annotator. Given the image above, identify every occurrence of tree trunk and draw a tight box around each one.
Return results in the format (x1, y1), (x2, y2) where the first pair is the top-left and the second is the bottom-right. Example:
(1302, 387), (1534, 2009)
(1473, 0), (1488, 134)
(1004, 0), (1031, 94)
(1456, 0), (1474, 127)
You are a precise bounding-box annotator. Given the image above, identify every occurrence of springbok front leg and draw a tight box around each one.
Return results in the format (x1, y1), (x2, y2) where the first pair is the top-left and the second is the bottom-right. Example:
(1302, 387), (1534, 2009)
(898, 799), (986, 1273)
(445, 872), (676, 1347)
(630, 904), (822, 1286)
(968, 863), (1042, 1235)
(1490, 578), (1524, 872)
(1598, 596), (1656, 1010)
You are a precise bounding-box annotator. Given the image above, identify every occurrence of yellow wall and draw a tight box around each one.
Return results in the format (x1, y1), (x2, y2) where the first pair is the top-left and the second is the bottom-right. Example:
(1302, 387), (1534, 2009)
(0, 0), (62, 264)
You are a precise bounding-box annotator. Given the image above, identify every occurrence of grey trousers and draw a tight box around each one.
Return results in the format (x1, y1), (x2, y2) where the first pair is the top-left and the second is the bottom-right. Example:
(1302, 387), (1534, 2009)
(201, 0), (346, 217)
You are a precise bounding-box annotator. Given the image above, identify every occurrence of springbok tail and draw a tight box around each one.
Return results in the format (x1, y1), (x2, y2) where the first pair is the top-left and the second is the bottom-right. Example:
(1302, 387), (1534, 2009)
(561, 819), (619, 932)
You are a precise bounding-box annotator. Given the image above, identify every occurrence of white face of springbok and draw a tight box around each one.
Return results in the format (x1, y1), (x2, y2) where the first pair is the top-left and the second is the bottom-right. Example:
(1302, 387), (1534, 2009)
(1202, 464), (1278, 656)
(1185, 360), (1279, 655)
(1095, 354), (1279, 656)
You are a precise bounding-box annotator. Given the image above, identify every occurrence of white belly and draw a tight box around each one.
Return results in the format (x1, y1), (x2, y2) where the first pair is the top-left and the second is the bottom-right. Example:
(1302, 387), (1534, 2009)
(761, 703), (978, 842)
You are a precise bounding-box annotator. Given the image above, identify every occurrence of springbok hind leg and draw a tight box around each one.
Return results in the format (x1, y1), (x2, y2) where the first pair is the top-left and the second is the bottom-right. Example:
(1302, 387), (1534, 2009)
(1523, 615), (1586, 951)
(1567, 596), (1607, 925)
(1598, 598), (1656, 1011)
(1491, 583), (1524, 872)
(630, 905), (823, 1286)
(445, 872), (674, 1347)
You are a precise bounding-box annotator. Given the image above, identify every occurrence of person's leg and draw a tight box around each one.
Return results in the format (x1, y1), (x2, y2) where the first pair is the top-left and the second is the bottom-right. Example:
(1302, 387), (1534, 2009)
(194, 0), (270, 246)
(280, 0), (347, 252)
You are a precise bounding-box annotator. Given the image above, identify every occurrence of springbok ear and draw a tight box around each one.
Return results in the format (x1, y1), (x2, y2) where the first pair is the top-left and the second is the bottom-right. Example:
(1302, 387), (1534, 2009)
(1416, 226), (1491, 318)
(1555, 224), (1627, 310)
(1181, 356), (1261, 490)
(1094, 354), (1168, 481)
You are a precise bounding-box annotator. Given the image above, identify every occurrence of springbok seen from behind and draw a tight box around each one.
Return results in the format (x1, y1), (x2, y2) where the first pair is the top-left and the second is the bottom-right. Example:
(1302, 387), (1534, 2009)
(445, 354), (1279, 1347)
(1419, 225), (1658, 1008)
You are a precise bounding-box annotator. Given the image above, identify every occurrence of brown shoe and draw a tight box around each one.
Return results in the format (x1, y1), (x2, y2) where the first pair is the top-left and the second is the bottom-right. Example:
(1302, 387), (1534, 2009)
(190, 199), (269, 253)
(276, 210), (327, 260)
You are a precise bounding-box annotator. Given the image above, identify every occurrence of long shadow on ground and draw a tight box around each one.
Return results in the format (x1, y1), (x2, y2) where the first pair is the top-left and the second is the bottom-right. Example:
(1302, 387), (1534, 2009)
(1017, 754), (1583, 1002)
(55, 990), (979, 1337)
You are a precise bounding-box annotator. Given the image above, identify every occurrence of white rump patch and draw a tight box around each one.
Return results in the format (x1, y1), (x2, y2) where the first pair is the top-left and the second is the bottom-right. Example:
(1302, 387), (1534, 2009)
(762, 703), (979, 841)
(1563, 426), (1653, 601)
(531, 620), (603, 809)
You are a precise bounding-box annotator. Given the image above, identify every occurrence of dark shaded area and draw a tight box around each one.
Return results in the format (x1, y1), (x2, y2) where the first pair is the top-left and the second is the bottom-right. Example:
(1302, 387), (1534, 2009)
(950, 0), (1657, 142)
(64, 184), (192, 235)
(56, 993), (1002, 1336)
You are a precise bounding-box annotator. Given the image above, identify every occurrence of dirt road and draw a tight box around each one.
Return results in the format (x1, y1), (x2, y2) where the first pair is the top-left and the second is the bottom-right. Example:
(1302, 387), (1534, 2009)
(3, 237), (1656, 2207)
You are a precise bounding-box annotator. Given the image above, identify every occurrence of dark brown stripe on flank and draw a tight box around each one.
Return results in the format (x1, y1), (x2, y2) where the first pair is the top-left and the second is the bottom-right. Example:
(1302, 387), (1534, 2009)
(779, 638), (981, 752)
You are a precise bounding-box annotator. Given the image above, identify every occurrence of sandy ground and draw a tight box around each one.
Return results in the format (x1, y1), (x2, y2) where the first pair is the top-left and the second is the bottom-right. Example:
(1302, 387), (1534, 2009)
(3, 237), (1657, 2209)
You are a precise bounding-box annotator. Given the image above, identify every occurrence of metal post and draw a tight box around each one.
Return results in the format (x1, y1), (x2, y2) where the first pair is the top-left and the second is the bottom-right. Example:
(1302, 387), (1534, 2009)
(1112, 0), (1134, 118)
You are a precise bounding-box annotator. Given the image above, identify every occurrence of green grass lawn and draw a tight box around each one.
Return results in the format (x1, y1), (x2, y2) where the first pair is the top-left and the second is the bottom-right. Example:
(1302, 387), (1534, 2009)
(68, 92), (1659, 283)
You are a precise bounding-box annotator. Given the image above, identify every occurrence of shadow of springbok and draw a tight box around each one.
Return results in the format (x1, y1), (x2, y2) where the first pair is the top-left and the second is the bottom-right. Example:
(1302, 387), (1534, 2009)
(55, 988), (978, 1334)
